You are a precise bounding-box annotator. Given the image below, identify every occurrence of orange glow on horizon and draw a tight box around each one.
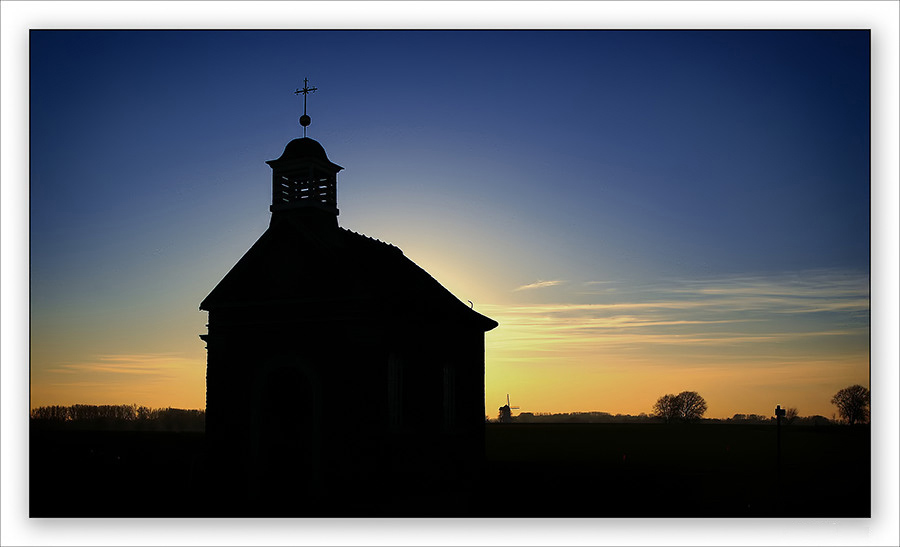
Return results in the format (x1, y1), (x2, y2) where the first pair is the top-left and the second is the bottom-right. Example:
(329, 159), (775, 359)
(30, 267), (868, 420)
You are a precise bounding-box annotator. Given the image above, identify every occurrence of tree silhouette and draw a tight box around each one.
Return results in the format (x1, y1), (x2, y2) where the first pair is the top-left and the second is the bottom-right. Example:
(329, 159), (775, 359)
(654, 391), (708, 423)
(652, 394), (680, 424)
(785, 407), (799, 425)
(831, 385), (870, 425)
(675, 391), (707, 422)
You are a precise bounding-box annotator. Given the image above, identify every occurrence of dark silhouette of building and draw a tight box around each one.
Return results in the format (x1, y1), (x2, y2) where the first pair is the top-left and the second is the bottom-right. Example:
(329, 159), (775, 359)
(199, 118), (497, 514)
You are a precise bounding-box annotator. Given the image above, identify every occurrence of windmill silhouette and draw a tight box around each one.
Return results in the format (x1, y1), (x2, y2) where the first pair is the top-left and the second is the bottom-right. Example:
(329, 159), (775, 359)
(498, 394), (519, 424)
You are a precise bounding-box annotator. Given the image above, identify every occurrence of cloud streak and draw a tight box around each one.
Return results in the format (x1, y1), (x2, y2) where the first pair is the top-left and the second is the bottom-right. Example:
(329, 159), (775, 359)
(47, 353), (188, 377)
(514, 280), (566, 291)
(485, 268), (869, 368)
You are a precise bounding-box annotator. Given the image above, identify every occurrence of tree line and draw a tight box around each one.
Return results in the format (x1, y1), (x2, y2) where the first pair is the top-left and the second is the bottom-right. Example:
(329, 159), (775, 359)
(30, 404), (205, 431)
(650, 384), (869, 425)
(492, 384), (870, 425)
(494, 411), (838, 425)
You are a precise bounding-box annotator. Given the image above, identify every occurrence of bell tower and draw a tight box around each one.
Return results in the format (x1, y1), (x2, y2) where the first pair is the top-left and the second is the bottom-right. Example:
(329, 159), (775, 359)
(266, 138), (342, 215)
(265, 78), (343, 218)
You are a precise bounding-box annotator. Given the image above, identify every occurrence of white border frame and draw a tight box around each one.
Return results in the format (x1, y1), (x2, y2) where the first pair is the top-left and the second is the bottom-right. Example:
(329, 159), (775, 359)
(3, 2), (897, 546)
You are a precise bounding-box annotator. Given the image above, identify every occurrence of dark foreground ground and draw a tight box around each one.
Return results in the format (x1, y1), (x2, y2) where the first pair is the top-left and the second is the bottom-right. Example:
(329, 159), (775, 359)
(30, 423), (870, 518)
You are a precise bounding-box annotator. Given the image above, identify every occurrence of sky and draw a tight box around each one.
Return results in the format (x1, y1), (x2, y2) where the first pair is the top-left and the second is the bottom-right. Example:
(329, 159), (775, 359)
(27, 29), (873, 419)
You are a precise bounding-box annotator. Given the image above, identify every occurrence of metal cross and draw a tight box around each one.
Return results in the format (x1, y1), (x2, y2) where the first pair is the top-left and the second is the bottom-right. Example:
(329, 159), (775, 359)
(294, 77), (317, 114)
(294, 78), (318, 136)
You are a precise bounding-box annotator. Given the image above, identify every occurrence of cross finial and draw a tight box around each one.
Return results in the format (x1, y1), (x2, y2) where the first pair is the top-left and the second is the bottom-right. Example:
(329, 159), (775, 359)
(294, 77), (317, 137)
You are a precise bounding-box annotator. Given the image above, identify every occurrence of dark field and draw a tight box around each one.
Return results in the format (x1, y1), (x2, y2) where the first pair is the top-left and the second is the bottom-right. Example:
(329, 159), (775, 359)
(485, 423), (869, 517)
(30, 423), (870, 518)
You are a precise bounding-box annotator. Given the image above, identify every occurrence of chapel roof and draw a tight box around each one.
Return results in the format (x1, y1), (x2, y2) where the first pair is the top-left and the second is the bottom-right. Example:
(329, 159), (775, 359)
(200, 213), (497, 332)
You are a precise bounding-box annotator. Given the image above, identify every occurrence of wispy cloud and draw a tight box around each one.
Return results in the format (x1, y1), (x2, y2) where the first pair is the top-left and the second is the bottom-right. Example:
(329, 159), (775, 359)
(668, 269), (869, 299)
(504, 269), (868, 316)
(514, 280), (566, 291)
(484, 268), (869, 366)
(48, 353), (187, 377)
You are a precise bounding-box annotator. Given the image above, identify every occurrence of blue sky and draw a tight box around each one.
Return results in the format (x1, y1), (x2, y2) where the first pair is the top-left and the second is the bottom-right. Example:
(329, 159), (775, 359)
(28, 30), (871, 415)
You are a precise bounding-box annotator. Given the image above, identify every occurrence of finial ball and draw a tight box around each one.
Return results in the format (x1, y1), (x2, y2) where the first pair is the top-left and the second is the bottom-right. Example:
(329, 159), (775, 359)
(299, 114), (311, 127)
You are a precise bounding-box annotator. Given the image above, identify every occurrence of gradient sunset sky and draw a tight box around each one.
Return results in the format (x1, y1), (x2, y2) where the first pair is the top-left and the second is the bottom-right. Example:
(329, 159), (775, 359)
(29, 29), (871, 419)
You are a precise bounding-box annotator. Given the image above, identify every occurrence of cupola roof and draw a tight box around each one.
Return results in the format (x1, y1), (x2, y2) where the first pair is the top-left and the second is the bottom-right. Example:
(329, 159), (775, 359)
(268, 137), (343, 171)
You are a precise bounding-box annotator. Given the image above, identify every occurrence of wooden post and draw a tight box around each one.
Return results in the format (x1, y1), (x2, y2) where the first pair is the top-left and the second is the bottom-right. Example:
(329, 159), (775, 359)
(775, 404), (786, 485)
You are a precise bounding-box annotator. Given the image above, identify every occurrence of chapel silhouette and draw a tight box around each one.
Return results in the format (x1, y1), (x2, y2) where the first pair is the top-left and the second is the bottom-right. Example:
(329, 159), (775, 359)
(199, 84), (497, 515)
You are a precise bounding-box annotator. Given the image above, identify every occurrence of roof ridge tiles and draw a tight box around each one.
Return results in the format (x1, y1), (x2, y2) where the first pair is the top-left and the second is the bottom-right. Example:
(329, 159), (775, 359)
(339, 227), (400, 251)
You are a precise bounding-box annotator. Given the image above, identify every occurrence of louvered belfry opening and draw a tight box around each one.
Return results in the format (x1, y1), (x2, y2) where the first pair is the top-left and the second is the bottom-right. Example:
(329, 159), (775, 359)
(266, 137), (343, 216)
(273, 166), (337, 211)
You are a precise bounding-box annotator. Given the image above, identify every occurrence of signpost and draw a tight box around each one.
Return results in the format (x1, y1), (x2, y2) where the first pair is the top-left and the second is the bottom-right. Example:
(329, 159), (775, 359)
(775, 404), (786, 485)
